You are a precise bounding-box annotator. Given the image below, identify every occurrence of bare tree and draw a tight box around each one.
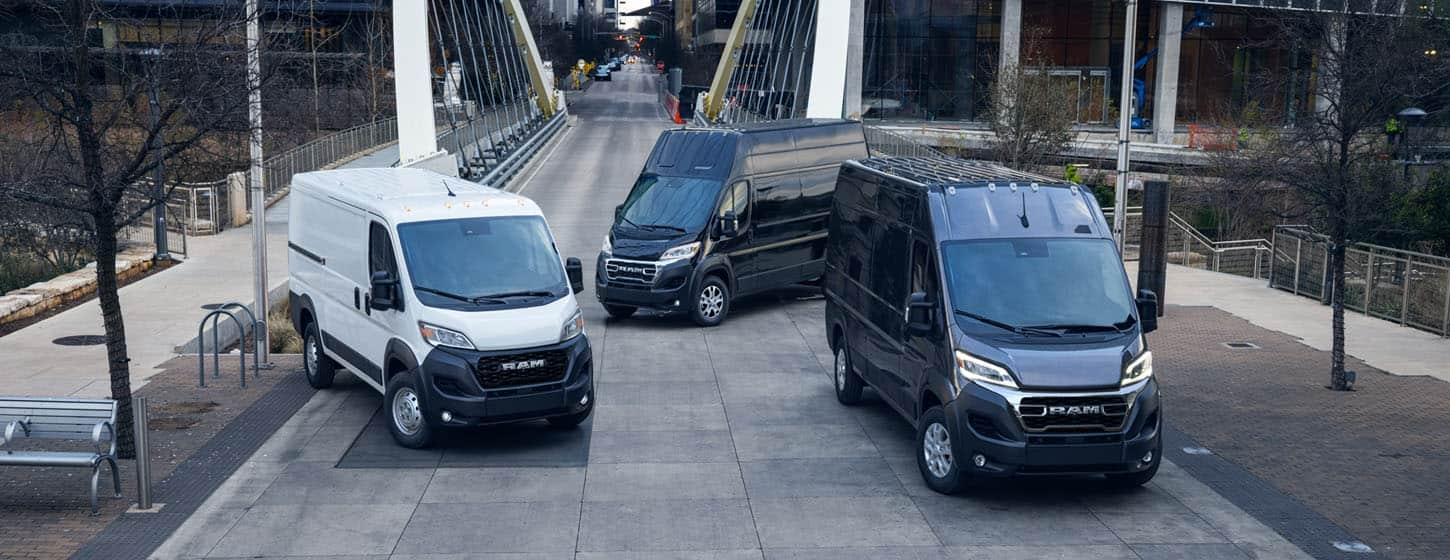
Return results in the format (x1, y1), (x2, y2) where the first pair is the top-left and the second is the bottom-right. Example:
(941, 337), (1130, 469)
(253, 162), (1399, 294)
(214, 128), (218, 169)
(986, 28), (1077, 170)
(0, 0), (270, 455)
(1222, 10), (1450, 390)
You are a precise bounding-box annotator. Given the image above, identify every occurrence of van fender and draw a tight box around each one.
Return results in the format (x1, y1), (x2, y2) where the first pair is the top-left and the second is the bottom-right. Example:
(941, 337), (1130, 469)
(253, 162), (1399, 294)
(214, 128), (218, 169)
(691, 254), (736, 295)
(383, 338), (420, 386)
(289, 292), (316, 335)
(919, 380), (955, 420)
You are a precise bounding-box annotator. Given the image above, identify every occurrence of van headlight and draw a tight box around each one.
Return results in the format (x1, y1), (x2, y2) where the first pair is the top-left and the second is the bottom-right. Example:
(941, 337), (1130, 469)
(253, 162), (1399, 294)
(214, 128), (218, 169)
(560, 310), (584, 341)
(1122, 351), (1153, 387)
(601, 234), (612, 256)
(955, 351), (1018, 389)
(418, 322), (474, 350)
(658, 241), (700, 263)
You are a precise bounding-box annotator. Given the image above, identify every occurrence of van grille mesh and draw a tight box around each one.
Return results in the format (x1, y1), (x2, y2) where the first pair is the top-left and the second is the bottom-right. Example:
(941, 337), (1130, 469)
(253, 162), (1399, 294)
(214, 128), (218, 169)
(1016, 395), (1129, 433)
(475, 350), (568, 389)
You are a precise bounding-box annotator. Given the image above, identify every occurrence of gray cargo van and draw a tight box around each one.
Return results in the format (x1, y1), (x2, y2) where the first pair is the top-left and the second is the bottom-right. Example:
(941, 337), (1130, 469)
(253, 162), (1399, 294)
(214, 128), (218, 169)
(597, 119), (868, 326)
(823, 157), (1162, 494)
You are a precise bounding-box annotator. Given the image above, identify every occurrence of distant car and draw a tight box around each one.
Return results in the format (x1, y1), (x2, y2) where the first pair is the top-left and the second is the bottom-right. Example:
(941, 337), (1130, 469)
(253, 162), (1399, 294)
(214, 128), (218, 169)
(610, 60), (623, 71)
(593, 66), (611, 81)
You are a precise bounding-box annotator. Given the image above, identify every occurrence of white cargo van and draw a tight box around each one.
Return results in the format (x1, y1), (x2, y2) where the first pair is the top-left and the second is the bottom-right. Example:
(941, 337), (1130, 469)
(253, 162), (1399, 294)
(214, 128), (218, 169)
(288, 168), (593, 448)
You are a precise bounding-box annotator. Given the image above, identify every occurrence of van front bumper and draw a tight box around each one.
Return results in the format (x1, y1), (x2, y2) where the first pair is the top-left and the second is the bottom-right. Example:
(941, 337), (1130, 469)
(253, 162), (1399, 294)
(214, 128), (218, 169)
(594, 255), (693, 312)
(416, 335), (593, 427)
(946, 379), (1161, 477)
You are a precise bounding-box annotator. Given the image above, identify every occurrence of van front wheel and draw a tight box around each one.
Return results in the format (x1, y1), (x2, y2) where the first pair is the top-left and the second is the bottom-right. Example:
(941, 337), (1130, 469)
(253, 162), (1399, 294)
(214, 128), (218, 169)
(386, 370), (435, 449)
(691, 277), (730, 327)
(302, 323), (336, 389)
(918, 406), (972, 495)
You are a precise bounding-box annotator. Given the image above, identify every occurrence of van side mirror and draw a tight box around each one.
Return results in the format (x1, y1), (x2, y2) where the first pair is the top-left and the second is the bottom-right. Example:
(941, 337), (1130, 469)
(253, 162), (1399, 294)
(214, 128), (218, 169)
(716, 212), (740, 238)
(1136, 289), (1159, 333)
(906, 291), (935, 334)
(566, 257), (584, 294)
(370, 270), (399, 311)
(614, 204), (623, 222)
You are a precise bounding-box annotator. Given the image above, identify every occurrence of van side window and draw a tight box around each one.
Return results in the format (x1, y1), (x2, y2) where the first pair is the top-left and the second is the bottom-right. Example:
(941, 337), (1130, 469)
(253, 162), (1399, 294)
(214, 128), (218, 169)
(718, 180), (750, 226)
(369, 222), (398, 280)
(911, 239), (938, 298)
(871, 224), (910, 306)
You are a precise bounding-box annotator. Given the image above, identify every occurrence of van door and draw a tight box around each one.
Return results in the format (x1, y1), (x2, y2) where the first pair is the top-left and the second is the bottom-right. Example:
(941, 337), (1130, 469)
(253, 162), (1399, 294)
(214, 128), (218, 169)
(302, 195), (372, 386)
(354, 219), (408, 388)
(900, 236), (945, 423)
(863, 217), (913, 412)
(714, 179), (754, 287)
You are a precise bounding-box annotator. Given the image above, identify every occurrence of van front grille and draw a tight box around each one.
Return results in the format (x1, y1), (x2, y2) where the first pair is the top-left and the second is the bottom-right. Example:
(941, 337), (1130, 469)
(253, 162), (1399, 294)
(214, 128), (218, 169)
(605, 259), (657, 285)
(1016, 395), (1129, 433)
(475, 350), (568, 389)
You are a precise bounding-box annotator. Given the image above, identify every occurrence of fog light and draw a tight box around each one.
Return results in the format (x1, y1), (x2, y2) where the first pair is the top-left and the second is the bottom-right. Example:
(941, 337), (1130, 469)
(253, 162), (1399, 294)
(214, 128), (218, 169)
(440, 410), (454, 423)
(972, 454), (987, 468)
(580, 393), (590, 406)
(1142, 450), (1154, 464)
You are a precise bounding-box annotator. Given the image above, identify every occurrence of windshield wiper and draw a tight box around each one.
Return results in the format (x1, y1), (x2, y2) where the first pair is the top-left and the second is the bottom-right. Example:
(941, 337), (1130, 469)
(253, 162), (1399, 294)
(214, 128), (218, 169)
(953, 310), (1061, 337)
(639, 223), (686, 233)
(1025, 316), (1137, 334)
(415, 286), (505, 304)
(474, 290), (556, 299)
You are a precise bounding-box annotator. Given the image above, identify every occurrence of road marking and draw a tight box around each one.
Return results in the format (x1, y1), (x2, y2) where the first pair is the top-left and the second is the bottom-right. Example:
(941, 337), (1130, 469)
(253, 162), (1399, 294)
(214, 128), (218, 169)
(513, 121), (575, 195)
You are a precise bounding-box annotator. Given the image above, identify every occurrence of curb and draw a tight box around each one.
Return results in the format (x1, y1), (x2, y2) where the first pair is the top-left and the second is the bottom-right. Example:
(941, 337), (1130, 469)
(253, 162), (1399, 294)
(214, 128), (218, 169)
(0, 246), (157, 329)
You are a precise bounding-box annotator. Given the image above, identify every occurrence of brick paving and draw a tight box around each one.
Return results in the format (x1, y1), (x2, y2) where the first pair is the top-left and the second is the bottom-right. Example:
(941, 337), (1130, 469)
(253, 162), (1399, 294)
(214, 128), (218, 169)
(1156, 305), (1450, 560)
(0, 356), (300, 560)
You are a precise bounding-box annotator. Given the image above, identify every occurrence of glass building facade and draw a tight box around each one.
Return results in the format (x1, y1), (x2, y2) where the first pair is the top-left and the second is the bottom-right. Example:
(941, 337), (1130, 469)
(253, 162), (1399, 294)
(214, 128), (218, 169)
(860, 0), (1312, 127)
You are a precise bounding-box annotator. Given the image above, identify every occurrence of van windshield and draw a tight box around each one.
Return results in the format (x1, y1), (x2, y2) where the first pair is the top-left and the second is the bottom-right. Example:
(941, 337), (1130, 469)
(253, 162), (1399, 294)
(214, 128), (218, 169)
(617, 174), (722, 234)
(396, 216), (566, 308)
(941, 238), (1135, 335)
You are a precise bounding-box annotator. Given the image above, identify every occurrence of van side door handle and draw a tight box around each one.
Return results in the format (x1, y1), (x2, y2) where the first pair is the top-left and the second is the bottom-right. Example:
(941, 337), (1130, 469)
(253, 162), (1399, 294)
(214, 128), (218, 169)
(354, 287), (361, 309)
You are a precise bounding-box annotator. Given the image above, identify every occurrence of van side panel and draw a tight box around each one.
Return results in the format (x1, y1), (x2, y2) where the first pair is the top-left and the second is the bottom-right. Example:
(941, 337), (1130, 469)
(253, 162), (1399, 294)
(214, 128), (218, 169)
(291, 189), (373, 388)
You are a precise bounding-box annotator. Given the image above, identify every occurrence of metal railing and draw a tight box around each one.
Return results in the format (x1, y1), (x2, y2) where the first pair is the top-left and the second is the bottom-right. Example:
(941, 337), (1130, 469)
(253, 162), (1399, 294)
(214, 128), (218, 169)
(864, 126), (948, 158)
(1270, 227), (1450, 337)
(259, 117), (400, 203)
(1106, 207), (1273, 279)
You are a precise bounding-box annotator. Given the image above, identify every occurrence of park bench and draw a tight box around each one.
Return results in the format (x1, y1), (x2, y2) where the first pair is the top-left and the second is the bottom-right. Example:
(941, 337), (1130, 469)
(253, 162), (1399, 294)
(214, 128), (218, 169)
(0, 397), (122, 515)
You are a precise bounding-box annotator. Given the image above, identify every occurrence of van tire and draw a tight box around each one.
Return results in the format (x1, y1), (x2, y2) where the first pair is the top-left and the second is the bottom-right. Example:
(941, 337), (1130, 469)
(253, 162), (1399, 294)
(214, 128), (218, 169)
(690, 276), (730, 327)
(917, 406), (971, 495)
(833, 343), (864, 405)
(302, 323), (336, 389)
(604, 304), (637, 320)
(385, 370), (435, 449)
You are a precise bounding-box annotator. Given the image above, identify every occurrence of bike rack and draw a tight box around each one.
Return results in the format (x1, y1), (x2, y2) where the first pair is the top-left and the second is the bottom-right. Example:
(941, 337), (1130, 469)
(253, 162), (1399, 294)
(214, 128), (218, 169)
(196, 302), (261, 387)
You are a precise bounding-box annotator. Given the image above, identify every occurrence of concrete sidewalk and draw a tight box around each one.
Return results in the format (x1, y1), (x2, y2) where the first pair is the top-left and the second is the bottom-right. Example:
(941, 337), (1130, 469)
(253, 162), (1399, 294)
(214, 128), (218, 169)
(0, 145), (400, 398)
(1129, 263), (1450, 383)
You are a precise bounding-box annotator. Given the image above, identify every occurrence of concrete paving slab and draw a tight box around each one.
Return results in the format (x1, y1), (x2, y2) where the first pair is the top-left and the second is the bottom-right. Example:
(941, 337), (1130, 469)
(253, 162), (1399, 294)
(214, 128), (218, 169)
(594, 381), (722, 405)
(1131, 543), (1254, 560)
(911, 495), (1119, 547)
(577, 499), (760, 552)
(577, 551), (764, 560)
(947, 545), (1143, 560)
(1096, 512), (1232, 544)
(716, 372), (836, 402)
(392, 501), (581, 555)
(740, 458), (905, 498)
(588, 430), (737, 464)
(724, 395), (860, 427)
(750, 496), (939, 549)
(591, 403), (729, 432)
(252, 461), (433, 505)
(764, 548), (954, 560)
(420, 467), (585, 503)
(207, 503), (414, 557)
(730, 423), (879, 461)
(584, 462), (747, 501)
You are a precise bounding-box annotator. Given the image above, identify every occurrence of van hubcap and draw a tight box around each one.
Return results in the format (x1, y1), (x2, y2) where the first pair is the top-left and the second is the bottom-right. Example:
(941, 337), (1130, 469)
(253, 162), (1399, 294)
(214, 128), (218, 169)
(834, 348), (847, 391)
(304, 336), (318, 376)
(699, 285), (724, 319)
(923, 423), (954, 478)
(393, 388), (423, 436)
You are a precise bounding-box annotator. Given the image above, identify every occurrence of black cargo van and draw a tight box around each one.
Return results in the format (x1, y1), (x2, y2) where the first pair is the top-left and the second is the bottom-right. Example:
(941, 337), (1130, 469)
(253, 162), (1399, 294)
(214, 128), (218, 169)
(823, 157), (1162, 494)
(596, 119), (868, 326)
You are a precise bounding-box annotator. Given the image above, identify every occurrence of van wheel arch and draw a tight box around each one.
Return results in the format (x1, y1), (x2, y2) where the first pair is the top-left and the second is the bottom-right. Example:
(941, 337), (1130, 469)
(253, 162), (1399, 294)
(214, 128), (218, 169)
(919, 389), (945, 423)
(384, 339), (420, 384)
(290, 293), (318, 335)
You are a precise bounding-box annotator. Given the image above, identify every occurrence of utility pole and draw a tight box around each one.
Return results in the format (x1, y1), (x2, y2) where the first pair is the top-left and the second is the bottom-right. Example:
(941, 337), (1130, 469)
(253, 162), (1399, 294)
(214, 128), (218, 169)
(1113, 0), (1139, 253)
(246, 0), (271, 367)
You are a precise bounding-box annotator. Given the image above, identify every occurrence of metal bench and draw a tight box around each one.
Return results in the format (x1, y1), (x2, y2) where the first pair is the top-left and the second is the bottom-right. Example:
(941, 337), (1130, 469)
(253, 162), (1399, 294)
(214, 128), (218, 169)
(0, 397), (122, 515)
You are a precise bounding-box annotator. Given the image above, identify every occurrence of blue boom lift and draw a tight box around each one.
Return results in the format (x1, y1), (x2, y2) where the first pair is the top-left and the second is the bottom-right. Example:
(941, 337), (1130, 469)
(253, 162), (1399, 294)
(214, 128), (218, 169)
(1131, 6), (1214, 129)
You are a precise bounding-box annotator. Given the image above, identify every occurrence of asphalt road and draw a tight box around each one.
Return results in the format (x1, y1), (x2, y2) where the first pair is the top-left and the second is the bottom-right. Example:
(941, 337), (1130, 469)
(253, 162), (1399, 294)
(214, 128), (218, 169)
(151, 63), (1316, 560)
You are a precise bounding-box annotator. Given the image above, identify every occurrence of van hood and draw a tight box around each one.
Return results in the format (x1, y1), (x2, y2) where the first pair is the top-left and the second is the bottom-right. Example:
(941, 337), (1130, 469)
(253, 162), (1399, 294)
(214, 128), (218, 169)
(419, 296), (579, 351)
(957, 332), (1137, 391)
(608, 227), (700, 261)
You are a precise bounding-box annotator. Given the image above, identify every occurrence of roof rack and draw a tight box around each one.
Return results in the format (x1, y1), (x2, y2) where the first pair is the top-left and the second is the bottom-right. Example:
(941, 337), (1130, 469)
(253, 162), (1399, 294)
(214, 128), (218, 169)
(856, 157), (1058, 187)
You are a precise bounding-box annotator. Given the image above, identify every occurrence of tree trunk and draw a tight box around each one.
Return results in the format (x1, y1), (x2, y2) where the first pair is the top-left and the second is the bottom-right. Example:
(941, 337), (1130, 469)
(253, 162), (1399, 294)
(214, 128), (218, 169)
(1328, 240), (1350, 390)
(93, 211), (137, 457)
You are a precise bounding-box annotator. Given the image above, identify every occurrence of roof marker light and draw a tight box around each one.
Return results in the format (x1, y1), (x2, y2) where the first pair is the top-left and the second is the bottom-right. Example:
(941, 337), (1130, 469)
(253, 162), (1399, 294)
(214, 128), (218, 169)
(1030, 183), (1040, 192)
(946, 186), (957, 195)
(1009, 182), (1018, 192)
(987, 182), (996, 192)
